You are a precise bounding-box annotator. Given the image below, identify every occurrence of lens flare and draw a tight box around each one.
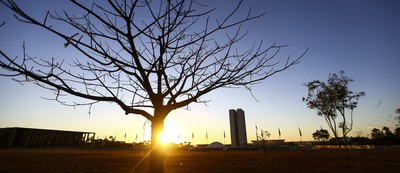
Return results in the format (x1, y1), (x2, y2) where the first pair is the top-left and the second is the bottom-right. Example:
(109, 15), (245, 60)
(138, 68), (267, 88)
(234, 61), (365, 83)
(159, 131), (168, 144)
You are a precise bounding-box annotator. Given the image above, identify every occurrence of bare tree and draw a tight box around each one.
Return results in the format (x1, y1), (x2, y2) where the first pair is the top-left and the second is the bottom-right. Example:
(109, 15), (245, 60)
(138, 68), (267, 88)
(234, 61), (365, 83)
(0, 0), (306, 172)
(256, 128), (270, 156)
(303, 71), (365, 167)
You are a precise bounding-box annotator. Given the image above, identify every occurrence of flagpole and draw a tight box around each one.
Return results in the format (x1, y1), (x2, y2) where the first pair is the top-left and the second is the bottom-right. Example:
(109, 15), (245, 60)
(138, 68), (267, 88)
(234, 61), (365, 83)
(191, 131), (194, 145)
(298, 127), (302, 142)
(206, 131), (208, 144)
(255, 124), (259, 141)
(278, 128), (281, 139)
(223, 130), (226, 145)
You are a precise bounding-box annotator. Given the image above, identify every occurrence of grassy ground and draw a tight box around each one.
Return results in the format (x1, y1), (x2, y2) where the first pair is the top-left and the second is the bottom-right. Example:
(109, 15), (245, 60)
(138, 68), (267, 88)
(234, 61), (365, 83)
(0, 148), (399, 173)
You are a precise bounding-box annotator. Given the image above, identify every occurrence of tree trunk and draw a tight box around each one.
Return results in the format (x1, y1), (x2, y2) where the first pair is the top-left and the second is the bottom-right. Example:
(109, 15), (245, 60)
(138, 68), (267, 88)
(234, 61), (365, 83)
(149, 115), (165, 173)
(263, 140), (266, 156)
(342, 136), (351, 167)
(334, 136), (349, 168)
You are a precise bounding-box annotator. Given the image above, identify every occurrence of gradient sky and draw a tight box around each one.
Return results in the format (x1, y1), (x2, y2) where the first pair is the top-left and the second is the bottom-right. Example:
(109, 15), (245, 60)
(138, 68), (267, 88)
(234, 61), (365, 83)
(1, 0), (399, 144)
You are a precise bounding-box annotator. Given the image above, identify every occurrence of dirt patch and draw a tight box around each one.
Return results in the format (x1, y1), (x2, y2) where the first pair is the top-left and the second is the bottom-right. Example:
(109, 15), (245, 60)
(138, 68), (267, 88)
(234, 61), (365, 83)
(0, 149), (398, 173)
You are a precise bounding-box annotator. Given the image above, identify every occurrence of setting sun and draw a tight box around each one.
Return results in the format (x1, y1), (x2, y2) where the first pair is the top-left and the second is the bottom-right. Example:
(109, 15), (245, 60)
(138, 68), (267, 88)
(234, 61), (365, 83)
(159, 131), (168, 144)
(158, 122), (182, 144)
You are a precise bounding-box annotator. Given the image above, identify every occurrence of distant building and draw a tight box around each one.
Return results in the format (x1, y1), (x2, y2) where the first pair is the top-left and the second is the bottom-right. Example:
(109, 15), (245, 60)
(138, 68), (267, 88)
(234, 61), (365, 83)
(0, 127), (95, 148)
(229, 109), (247, 146)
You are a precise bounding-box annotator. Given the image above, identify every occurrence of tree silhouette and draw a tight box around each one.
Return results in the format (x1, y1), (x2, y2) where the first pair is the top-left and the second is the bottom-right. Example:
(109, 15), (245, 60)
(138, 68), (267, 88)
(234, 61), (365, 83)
(312, 128), (330, 141)
(371, 128), (384, 141)
(371, 127), (399, 145)
(303, 71), (365, 167)
(256, 128), (270, 156)
(0, 1), (306, 172)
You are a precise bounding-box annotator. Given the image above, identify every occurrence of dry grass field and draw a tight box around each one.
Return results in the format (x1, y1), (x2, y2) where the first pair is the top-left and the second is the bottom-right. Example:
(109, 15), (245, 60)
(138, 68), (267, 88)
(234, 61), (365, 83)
(0, 148), (399, 173)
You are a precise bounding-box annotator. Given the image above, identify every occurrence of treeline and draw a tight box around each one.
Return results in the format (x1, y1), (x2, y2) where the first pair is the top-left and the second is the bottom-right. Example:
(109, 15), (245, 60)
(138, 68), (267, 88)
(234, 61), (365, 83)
(314, 137), (371, 146)
(91, 136), (136, 148)
(370, 126), (400, 146)
(313, 126), (400, 146)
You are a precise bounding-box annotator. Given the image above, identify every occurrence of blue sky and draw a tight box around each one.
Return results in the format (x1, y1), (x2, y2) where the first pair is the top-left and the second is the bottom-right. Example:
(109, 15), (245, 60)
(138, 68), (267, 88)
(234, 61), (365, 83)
(1, 0), (399, 144)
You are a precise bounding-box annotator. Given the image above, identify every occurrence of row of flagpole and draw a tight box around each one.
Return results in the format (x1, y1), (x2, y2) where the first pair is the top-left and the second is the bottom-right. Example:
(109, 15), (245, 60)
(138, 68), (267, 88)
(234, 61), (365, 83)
(114, 131), (218, 144)
(109, 126), (304, 143)
(256, 124), (303, 141)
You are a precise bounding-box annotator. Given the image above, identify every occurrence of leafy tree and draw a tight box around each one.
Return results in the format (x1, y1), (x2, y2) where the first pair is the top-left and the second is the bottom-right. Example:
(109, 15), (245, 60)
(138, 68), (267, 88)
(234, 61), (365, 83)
(312, 128), (330, 141)
(0, 1), (306, 172)
(371, 128), (384, 144)
(383, 126), (397, 145)
(371, 127), (398, 145)
(303, 71), (365, 167)
(395, 127), (400, 143)
(382, 127), (393, 135)
(395, 127), (400, 136)
(371, 128), (384, 139)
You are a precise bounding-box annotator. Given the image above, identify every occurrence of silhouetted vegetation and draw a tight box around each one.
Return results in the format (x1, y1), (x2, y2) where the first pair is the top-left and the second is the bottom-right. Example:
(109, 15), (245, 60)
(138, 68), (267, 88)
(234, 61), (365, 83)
(370, 126), (400, 146)
(303, 71), (365, 167)
(256, 129), (270, 156)
(91, 137), (135, 149)
(368, 108), (400, 146)
(0, 0), (306, 172)
(312, 128), (330, 141)
(323, 137), (371, 145)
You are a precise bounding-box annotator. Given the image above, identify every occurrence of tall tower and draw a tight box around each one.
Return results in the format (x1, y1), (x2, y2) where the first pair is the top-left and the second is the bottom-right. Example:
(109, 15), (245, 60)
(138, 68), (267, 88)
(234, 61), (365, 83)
(229, 109), (247, 147)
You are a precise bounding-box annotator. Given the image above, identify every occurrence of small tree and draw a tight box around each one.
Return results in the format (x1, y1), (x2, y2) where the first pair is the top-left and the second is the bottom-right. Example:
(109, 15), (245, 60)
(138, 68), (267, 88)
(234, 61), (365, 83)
(0, 1), (306, 172)
(312, 128), (330, 141)
(303, 71), (365, 167)
(257, 129), (270, 156)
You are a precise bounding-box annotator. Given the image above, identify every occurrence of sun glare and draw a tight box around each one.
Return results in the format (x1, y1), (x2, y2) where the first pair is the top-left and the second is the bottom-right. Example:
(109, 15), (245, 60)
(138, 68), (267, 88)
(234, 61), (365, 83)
(159, 131), (168, 144)
(158, 122), (181, 144)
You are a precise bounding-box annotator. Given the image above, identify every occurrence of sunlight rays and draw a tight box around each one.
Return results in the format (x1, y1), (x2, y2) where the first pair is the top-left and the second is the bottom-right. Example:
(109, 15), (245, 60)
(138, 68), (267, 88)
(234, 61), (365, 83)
(159, 122), (181, 145)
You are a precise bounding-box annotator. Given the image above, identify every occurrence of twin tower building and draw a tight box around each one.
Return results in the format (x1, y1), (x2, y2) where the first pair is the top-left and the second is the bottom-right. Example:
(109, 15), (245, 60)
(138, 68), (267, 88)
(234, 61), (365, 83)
(229, 109), (247, 147)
